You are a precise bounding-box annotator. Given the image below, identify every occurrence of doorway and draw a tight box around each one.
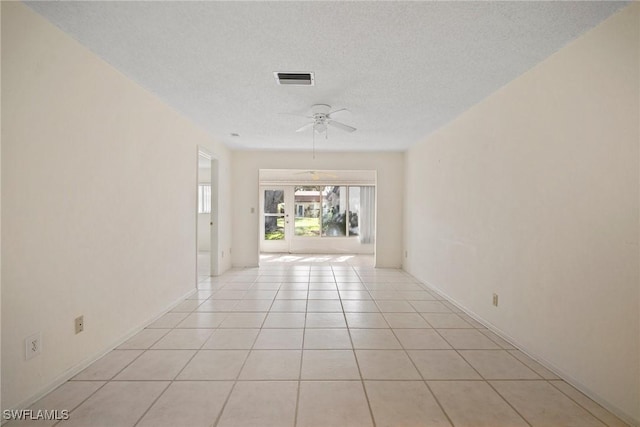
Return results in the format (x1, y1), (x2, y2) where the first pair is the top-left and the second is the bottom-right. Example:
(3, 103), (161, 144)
(197, 149), (219, 282)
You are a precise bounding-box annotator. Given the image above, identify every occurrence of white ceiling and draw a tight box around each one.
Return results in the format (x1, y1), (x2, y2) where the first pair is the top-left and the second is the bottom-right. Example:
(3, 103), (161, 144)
(27, 1), (627, 152)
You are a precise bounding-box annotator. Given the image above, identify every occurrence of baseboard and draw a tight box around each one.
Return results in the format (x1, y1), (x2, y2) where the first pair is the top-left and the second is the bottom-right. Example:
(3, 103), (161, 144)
(415, 276), (639, 427)
(2, 287), (197, 421)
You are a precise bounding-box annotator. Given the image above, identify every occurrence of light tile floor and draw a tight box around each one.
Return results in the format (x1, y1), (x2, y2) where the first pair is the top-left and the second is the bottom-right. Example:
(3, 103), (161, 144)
(9, 254), (629, 427)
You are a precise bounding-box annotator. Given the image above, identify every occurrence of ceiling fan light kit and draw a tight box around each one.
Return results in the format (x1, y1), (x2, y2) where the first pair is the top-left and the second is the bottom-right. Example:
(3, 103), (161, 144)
(294, 104), (356, 135)
(289, 104), (356, 158)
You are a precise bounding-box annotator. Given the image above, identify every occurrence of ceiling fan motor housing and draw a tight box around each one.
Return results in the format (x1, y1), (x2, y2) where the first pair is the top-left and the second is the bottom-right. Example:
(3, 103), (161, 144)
(294, 104), (355, 134)
(311, 104), (331, 132)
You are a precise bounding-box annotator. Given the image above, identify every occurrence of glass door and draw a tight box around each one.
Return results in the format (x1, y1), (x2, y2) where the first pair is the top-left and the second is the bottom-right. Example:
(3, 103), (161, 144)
(260, 187), (292, 252)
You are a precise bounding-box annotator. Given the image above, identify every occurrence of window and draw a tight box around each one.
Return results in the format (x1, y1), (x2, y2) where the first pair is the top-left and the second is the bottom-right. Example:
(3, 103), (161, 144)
(294, 186), (320, 236)
(348, 186), (360, 236)
(289, 185), (372, 239)
(322, 186), (347, 236)
(198, 184), (211, 214)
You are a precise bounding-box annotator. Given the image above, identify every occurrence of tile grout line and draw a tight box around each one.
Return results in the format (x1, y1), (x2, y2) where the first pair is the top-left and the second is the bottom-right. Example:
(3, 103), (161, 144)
(211, 272), (274, 427)
(292, 268), (311, 427)
(433, 326), (534, 427)
(483, 378), (534, 427)
(131, 381), (173, 427)
(546, 379), (617, 427)
(49, 380), (110, 427)
(388, 324), (456, 427)
(133, 299), (217, 427)
(339, 266), (377, 427)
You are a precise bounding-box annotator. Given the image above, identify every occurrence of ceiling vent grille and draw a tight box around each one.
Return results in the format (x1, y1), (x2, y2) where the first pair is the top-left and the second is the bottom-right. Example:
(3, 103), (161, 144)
(274, 72), (314, 86)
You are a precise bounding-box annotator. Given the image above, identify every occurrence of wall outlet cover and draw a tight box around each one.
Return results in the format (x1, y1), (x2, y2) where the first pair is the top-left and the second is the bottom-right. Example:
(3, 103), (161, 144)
(75, 315), (84, 334)
(25, 332), (42, 360)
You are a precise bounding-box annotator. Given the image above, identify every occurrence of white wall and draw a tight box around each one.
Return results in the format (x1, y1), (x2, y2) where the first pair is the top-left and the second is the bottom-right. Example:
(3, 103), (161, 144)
(404, 4), (639, 423)
(1, 2), (232, 411)
(232, 151), (404, 268)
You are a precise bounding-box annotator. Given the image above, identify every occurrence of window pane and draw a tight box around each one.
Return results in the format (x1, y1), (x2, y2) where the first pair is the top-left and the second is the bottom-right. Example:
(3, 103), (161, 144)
(264, 190), (284, 214)
(348, 186), (360, 236)
(294, 186), (320, 236)
(322, 186), (346, 237)
(264, 216), (285, 240)
(264, 189), (285, 240)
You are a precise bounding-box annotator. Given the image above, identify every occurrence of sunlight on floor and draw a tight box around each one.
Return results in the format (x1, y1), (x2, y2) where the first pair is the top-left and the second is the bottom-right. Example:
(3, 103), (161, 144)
(260, 253), (374, 266)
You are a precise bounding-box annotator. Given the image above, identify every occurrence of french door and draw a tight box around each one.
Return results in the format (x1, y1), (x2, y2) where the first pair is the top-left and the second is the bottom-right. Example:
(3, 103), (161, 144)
(260, 187), (293, 252)
(260, 184), (373, 254)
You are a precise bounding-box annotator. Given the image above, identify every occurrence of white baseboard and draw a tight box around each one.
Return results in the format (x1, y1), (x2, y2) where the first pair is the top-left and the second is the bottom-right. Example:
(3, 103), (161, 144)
(3, 287), (197, 421)
(417, 277), (638, 427)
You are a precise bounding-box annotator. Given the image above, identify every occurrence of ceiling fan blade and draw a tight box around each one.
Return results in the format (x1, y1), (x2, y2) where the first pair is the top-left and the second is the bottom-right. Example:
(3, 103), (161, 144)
(295, 122), (315, 132)
(292, 170), (340, 180)
(327, 108), (348, 117)
(293, 170), (320, 180)
(328, 120), (356, 133)
(318, 172), (338, 178)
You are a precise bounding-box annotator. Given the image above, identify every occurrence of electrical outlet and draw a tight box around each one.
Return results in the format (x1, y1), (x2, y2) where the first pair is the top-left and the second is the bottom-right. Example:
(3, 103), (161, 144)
(221, 251), (224, 258)
(75, 315), (84, 334)
(492, 293), (499, 307)
(405, 250), (408, 258)
(25, 332), (42, 360)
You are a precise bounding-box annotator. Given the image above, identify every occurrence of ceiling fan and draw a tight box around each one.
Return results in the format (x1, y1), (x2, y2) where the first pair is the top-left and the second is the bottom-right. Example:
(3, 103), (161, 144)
(293, 170), (339, 181)
(294, 104), (356, 134)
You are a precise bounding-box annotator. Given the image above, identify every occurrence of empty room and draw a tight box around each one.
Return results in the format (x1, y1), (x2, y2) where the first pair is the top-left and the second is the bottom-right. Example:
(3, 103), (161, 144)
(1, 1), (638, 426)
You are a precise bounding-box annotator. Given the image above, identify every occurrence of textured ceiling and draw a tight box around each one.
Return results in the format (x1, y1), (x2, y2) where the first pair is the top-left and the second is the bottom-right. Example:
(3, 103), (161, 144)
(27, 1), (627, 152)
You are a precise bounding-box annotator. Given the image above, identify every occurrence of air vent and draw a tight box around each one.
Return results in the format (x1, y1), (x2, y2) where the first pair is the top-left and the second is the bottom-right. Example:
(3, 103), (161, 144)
(274, 72), (315, 86)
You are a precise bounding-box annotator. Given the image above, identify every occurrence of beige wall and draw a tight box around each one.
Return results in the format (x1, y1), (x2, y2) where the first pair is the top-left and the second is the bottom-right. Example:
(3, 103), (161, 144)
(0, 1), (3, 413)
(232, 151), (404, 268)
(404, 4), (639, 423)
(1, 2), (232, 410)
